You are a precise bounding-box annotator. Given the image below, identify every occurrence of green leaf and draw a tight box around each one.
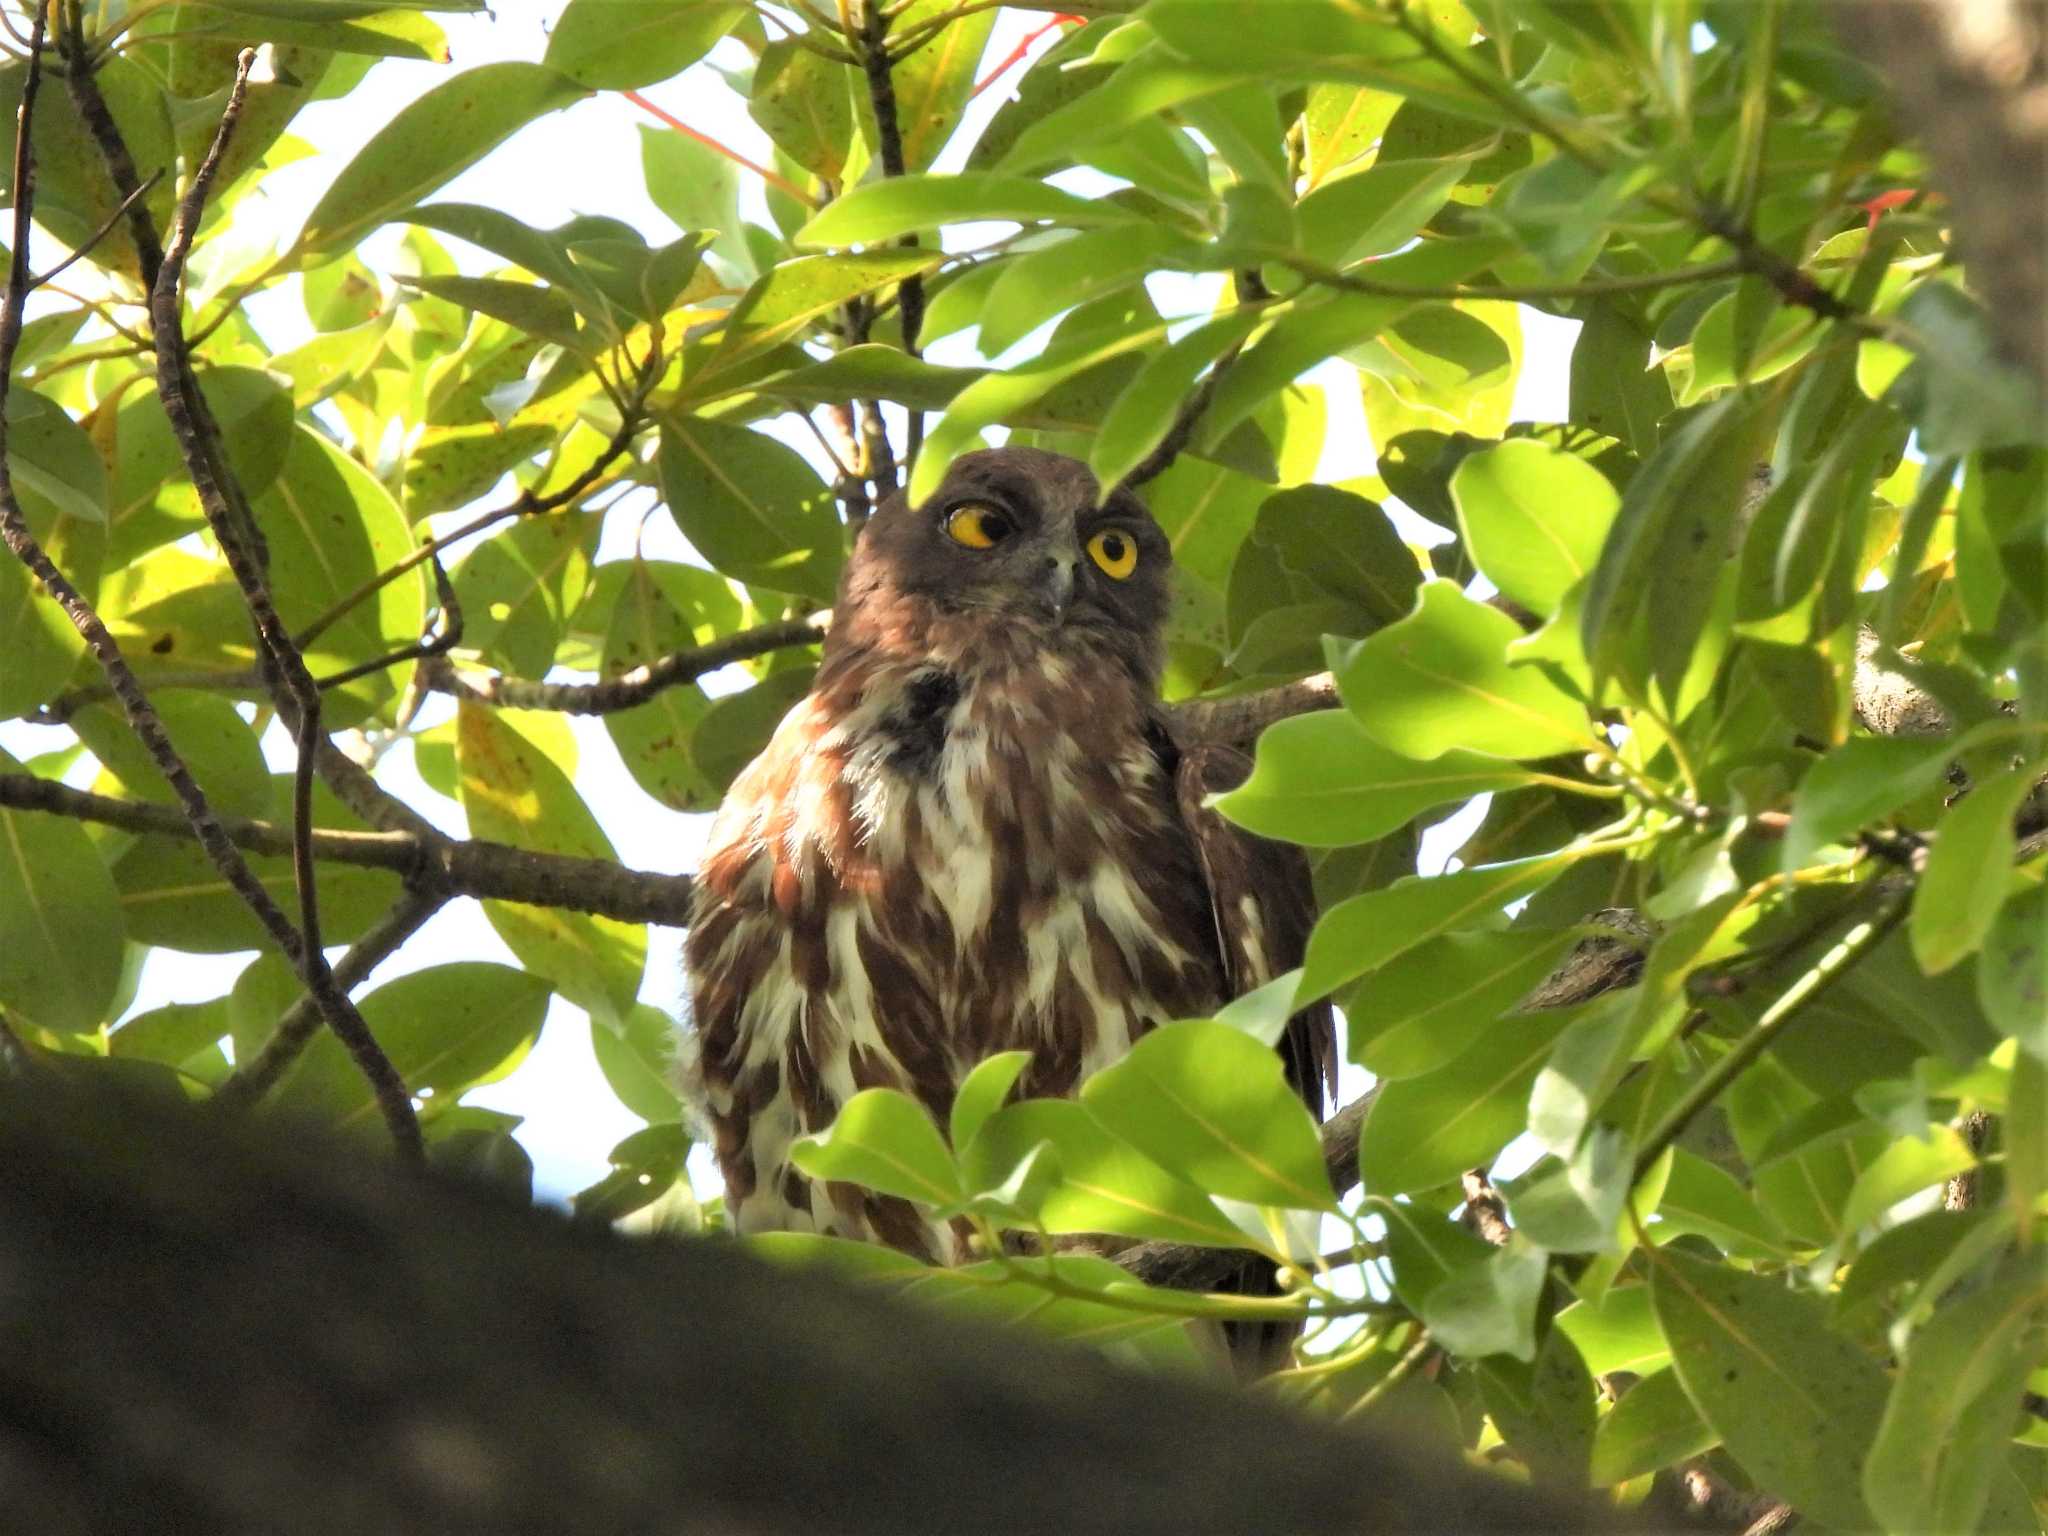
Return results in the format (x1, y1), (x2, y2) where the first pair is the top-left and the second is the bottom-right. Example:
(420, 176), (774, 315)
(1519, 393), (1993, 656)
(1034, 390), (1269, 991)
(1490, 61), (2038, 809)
(1303, 853), (1566, 1003)
(573, 1121), (691, 1225)
(1, 393), (104, 718)
(299, 63), (589, 255)
(1244, 483), (1425, 632)
(1336, 581), (1589, 760)
(1358, 1001), (1581, 1194)
(260, 427), (424, 726)
(797, 174), (1140, 248)
(1580, 393), (1773, 696)
(707, 252), (945, 379)
(1866, 1249), (2047, 1536)
(752, 344), (983, 412)
(451, 511), (598, 680)
(1347, 928), (1577, 1080)
(1296, 156), (1469, 267)
(1479, 1324), (1598, 1484)
(1652, 1249), (1889, 1531)
(1837, 1124), (1978, 1234)
(791, 1087), (963, 1208)
(1653, 1148), (1790, 1261)
(1912, 768), (2037, 975)
(456, 702), (646, 1025)
(0, 747), (124, 1033)
(599, 560), (721, 812)
(1423, 1236), (1548, 1362)
(961, 1098), (1245, 1247)
(397, 274), (585, 349)
(72, 694), (270, 819)
(590, 1003), (685, 1122)
(1556, 1285), (1667, 1376)
(1780, 735), (1954, 871)
(542, 0), (741, 89)
(1981, 883), (2048, 1055)
(871, 0), (999, 173)
(1590, 1368), (1718, 1486)
(1081, 1020), (1334, 1210)
(1570, 301), (1673, 455)
(1508, 1127), (1631, 1253)
(114, 777), (399, 953)
(657, 416), (842, 604)
(1216, 710), (1533, 848)
(950, 1050), (1031, 1155)
(640, 123), (753, 280)
(749, 36), (857, 180)
(266, 961), (549, 1128)
(1450, 438), (1621, 620)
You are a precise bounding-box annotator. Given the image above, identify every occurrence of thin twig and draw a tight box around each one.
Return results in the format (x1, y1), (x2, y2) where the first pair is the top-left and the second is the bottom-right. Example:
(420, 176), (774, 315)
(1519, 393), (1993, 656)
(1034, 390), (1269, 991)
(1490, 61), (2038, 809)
(421, 617), (827, 715)
(216, 885), (449, 1110)
(149, 48), (420, 1162)
(28, 166), (163, 290)
(1632, 900), (1907, 1180)
(855, 0), (926, 467)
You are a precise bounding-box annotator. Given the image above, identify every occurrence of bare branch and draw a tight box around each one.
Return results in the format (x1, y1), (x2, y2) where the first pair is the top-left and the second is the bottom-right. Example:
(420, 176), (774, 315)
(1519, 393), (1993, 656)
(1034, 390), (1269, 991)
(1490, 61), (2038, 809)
(1163, 673), (1339, 748)
(0, 773), (697, 926)
(145, 48), (420, 1161)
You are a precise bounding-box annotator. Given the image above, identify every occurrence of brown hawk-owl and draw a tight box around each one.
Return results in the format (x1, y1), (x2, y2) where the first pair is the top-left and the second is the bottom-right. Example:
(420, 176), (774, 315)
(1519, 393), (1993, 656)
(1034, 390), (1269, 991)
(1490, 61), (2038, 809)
(681, 445), (1335, 1272)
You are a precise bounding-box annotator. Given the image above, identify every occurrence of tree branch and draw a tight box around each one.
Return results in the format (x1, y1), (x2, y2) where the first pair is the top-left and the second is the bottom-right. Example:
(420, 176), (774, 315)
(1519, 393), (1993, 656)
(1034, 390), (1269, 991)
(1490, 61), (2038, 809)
(1833, 0), (2048, 395)
(0, 1079), (1636, 1536)
(0, 773), (697, 926)
(146, 48), (419, 1161)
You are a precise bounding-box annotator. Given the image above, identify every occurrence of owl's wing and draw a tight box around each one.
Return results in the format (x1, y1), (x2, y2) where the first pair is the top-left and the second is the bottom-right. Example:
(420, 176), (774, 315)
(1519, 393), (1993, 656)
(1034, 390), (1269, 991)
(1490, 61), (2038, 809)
(1172, 740), (1339, 1119)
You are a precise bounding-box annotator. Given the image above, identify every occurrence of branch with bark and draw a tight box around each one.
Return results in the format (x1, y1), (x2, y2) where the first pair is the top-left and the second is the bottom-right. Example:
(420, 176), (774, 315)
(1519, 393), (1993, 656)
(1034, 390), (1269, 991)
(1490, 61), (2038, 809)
(0, 1078), (1637, 1536)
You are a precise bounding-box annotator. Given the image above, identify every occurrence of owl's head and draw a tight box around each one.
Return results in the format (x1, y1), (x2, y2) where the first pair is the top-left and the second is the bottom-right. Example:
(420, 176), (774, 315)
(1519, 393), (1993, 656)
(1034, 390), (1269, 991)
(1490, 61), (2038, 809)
(833, 446), (1171, 672)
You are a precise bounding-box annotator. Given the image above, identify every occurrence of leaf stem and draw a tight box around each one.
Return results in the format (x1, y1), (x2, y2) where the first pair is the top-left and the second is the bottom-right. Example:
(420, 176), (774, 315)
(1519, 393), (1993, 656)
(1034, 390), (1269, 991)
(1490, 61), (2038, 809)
(1632, 899), (1907, 1181)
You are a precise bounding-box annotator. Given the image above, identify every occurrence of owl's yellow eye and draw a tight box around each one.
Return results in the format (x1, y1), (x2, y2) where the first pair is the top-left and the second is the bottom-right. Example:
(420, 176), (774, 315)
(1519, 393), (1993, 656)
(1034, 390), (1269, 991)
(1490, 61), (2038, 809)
(944, 504), (1012, 550)
(1086, 528), (1139, 581)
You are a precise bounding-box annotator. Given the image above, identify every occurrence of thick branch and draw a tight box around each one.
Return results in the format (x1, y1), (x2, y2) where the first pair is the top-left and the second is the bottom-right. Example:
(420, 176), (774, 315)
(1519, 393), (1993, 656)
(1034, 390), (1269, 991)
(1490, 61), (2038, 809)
(1834, 0), (2048, 395)
(0, 774), (696, 926)
(0, 1081), (1631, 1536)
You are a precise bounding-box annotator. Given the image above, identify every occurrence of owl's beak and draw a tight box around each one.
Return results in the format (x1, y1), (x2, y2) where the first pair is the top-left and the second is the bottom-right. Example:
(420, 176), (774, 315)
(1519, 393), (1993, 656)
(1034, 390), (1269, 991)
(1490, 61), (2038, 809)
(1036, 553), (1075, 624)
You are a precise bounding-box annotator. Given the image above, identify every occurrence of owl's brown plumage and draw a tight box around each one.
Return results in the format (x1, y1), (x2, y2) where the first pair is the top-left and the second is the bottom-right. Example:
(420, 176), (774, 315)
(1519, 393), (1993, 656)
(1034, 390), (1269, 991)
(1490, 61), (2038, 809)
(680, 446), (1334, 1273)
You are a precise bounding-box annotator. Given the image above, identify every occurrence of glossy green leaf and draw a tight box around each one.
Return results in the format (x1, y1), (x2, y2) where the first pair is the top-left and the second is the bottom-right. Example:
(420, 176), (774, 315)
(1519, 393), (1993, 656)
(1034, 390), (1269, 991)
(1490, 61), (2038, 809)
(1296, 156), (1469, 267)
(1837, 1124), (1978, 1234)
(798, 174), (1138, 248)
(708, 252), (944, 378)
(961, 1098), (1244, 1247)
(0, 747), (124, 1033)
(950, 1051), (1031, 1155)
(657, 416), (842, 604)
(114, 777), (400, 953)
(599, 559), (721, 812)
(1653, 1249), (1889, 1532)
(1216, 710), (1533, 848)
(452, 511), (598, 680)
(72, 695), (270, 820)
(1451, 438), (1621, 620)
(1, 393), (104, 718)
(749, 37), (857, 180)
(1335, 582), (1589, 760)
(299, 62), (589, 254)
(1479, 1324), (1598, 1484)
(591, 1003), (685, 1123)
(1981, 883), (2048, 1055)
(1913, 768), (2037, 975)
(456, 702), (646, 1025)
(792, 1087), (963, 1208)
(1590, 1368), (1718, 1487)
(267, 961), (549, 1128)
(1866, 1249), (2047, 1536)
(1423, 1236), (1548, 1362)
(1653, 1148), (1790, 1260)
(1780, 735), (1954, 871)
(1081, 1020), (1334, 1210)
(1347, 928), (1577, 1080)
(542, 0), (740, 89)
(1556, 1285), (1667, 1376)
(1358, 1001), (1580, 1194)
(1304, 854), (1567, 1004)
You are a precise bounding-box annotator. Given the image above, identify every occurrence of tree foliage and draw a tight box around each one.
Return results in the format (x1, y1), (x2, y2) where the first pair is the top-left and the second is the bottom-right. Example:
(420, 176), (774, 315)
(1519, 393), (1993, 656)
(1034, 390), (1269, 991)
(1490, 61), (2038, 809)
(0, 0), (2043, 1529)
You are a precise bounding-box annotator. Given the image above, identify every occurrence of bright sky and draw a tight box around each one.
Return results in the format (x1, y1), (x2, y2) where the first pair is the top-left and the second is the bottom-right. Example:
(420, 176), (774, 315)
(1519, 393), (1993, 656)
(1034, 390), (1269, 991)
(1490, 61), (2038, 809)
(4, 5), (1578, 1203)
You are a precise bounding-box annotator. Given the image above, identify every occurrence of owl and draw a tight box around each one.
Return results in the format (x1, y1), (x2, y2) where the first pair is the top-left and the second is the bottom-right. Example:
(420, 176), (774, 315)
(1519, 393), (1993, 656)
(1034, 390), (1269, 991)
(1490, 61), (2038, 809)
(680, 446), (1335, 1280)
